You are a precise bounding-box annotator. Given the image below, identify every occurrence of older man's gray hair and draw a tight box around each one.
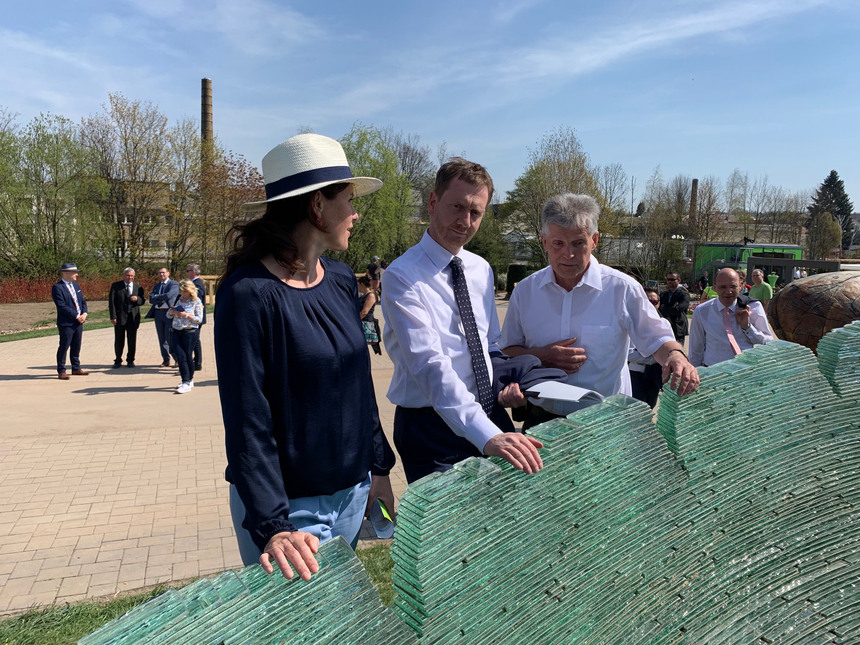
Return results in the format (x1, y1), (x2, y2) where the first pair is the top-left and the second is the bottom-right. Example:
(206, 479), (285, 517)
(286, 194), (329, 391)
(541, 194), (600, 235)
(123, 267), (135, 275)
(186, 263), (201, 275)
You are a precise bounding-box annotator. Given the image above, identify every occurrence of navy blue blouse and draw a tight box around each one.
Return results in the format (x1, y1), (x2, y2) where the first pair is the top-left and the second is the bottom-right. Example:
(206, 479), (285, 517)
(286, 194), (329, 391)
(215, 258), (395, 550)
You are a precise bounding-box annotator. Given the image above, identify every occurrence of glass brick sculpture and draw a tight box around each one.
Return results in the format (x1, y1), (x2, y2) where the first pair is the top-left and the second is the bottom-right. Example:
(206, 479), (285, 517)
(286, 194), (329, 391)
(81, 327), (860, 644)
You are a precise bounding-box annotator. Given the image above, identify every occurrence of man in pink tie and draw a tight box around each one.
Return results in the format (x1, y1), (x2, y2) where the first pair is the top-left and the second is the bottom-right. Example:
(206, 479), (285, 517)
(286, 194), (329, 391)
(688, 268), (773, 368)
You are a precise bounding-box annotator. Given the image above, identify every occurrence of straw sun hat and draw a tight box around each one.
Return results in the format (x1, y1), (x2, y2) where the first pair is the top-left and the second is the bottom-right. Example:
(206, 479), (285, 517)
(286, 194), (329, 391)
(243, 133), (382, 212)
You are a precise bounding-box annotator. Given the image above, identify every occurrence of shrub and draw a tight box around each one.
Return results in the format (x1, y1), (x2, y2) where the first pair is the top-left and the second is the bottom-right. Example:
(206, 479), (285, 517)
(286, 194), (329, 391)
(0, 273), (163, 304)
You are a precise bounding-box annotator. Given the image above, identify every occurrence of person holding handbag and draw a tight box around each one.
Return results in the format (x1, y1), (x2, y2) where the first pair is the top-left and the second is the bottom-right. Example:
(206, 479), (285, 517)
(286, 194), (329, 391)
(357, 275), (382, 355)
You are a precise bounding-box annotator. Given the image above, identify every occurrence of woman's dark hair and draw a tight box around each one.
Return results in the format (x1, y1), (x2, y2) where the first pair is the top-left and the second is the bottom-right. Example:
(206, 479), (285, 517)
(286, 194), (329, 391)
(357, 275), (372, 287)
(219, 183), (350, 287)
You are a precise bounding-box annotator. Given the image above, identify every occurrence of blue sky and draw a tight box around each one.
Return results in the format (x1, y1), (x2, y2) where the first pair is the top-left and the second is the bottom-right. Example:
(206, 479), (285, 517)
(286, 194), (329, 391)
(3, 0), (858, 209)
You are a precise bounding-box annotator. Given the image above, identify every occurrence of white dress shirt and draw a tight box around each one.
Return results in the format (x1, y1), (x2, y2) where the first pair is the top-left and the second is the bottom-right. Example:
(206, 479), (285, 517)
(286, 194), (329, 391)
(63, 279), (81, 315)
(382, 231), (503, 452)
(688, 298), (772, 367)
(501, 257), (674, 409)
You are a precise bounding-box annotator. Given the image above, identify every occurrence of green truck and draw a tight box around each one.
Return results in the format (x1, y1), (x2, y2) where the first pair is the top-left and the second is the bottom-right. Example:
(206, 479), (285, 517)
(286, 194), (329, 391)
(693, 242), (803, 284)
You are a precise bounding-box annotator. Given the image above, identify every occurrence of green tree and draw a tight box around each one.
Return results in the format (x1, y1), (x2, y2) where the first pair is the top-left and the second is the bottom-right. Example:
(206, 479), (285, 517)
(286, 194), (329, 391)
(336, 124), (418, 270)
(465, 205), (514, 289)
(0, 113), (106, 277)
(808, 170), (854, 250)
(504, 126), (598, 267)
(805, 211), (842, 260)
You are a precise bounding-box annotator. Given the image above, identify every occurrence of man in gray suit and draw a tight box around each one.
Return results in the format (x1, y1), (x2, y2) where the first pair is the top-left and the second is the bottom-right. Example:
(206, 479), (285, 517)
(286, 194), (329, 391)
(147, 267), (179, 367)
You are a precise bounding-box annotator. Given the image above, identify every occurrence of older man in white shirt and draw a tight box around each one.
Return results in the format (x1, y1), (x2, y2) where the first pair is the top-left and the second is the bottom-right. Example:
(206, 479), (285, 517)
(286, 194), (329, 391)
(501, 194), (699, 426)
(688, 268), (773, 367)
(382, 158), (543, 483)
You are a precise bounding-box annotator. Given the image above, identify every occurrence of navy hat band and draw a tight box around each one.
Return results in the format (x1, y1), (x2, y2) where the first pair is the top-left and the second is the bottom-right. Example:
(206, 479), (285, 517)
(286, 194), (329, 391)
(264, 165), (354, 200)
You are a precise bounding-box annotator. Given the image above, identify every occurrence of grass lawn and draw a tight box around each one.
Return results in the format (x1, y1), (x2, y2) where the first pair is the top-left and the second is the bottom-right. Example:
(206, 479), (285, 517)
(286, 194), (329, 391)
(0, 543), (393, 645)
(0, 306), (215, 344)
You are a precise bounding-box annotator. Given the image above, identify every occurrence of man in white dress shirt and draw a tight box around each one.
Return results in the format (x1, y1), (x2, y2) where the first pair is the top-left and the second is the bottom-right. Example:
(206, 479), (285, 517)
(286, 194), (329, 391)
(382, 158), (544, 483)
(688, 268), (773, 367)
(501, 194), (699, 426)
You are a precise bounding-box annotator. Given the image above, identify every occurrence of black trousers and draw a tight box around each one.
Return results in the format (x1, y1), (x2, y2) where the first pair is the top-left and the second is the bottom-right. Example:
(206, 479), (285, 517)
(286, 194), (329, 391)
(171, 329), (197, 383)
(394, 405), (515, 484)
(114, 320), (139, 362)
(192, 327), (203, 367)
(630, 363), (663, 409)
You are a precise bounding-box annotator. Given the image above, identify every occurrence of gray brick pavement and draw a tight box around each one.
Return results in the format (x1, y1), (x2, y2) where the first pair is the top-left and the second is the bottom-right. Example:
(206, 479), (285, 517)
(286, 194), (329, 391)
(0, 319), (406, 615)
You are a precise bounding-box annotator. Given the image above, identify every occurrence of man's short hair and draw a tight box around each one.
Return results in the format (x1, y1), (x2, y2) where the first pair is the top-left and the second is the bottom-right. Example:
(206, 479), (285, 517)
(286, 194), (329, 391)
(123, 267), (135, 275)
(541, 193), (600, 235)
(186, 263), (201, 274)
(434, 157), (494, 202)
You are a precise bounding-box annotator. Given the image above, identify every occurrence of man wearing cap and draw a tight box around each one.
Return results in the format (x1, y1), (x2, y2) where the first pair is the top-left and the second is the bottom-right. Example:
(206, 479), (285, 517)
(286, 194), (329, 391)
(147, 267), (180, 367)
(381, 157), (544, 483)
(52, 263), (89, 380)
(108, 267), (145, 368)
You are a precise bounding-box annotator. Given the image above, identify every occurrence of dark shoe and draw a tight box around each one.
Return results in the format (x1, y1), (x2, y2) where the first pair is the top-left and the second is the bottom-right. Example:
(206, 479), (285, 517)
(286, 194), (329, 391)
(126, 361), (135, 368)
(160, 361), (170, 367)
(71, 369), (90, 376)
(113, 360), (122, 368)
(58, 372), (69, 380)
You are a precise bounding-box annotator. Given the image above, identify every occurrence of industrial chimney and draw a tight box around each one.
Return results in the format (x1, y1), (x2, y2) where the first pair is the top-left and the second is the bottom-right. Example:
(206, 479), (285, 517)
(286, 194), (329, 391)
(689, 178), (698, 220)
(201, 78), (213, 166)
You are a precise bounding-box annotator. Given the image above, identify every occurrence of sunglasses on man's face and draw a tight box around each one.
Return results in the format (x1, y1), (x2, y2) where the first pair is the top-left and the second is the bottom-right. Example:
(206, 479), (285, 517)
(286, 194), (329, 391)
(666, 277), (678, 281)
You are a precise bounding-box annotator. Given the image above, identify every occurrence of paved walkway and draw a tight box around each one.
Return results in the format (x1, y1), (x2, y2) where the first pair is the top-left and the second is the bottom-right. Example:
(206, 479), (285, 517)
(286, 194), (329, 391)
(0, 318), (410, 615)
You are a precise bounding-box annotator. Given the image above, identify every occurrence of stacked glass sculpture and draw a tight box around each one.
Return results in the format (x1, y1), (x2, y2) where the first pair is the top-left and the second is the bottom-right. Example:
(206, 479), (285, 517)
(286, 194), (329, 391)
(81, 329), (860, 644)
(79, 537), (416, 644)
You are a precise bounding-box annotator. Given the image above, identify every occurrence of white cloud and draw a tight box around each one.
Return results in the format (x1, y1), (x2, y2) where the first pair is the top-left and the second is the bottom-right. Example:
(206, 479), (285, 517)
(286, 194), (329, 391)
(494, 0), (547, 24)
(490, 0), (829, 83)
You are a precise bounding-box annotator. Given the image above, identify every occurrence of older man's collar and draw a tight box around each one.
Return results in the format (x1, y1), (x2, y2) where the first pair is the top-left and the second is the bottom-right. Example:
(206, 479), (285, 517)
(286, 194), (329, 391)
(580, 255), (602, 290)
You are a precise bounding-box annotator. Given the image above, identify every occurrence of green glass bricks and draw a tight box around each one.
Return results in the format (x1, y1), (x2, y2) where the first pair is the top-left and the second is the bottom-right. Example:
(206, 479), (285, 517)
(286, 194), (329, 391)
(81, 323), (860, 644)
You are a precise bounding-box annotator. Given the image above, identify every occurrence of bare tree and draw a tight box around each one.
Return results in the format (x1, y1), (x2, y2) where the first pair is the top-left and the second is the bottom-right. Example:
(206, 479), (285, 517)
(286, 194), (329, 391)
(759, 186), (803, 244)
(690, 175), (725, 244)
(595, 162), (628, 237)
(725, 168), (750, 240)
(380, 128), (435, 218)
(164, 117), (201, 271)
(80, 93), (171, 263)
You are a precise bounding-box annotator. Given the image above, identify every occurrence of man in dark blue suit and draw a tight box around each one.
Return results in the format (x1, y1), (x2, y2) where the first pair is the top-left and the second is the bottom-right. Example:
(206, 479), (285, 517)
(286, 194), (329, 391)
(185, 263), (207, 370)
(109, 267), (146, 368)
(52, 262), (90, 380)
(146, 267), (179, 367)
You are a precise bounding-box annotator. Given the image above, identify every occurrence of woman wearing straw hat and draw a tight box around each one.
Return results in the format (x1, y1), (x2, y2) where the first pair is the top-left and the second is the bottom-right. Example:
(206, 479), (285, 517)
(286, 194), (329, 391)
(215, 134), (396, 581)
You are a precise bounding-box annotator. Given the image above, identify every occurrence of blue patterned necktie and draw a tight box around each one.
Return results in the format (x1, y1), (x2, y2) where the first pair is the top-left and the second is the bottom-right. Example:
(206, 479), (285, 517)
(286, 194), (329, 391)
(449, 257), (494, 416)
